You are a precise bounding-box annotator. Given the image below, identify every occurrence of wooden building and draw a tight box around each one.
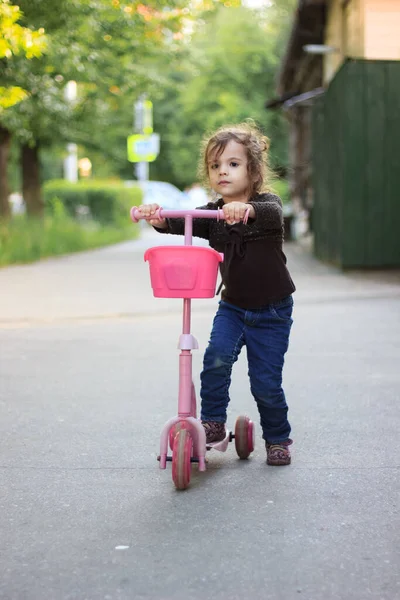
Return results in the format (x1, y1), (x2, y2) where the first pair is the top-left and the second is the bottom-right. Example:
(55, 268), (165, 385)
(268, 0), (400, 268)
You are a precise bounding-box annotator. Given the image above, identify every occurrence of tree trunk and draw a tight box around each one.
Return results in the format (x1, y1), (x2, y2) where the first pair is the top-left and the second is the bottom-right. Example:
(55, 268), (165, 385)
(22, 143), (44, 218)
(0, 126), (12, 220)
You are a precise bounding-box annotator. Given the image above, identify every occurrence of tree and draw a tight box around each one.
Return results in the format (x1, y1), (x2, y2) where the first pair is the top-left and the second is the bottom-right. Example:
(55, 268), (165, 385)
(0, 0), (47, 109)
(0, 0), (190, 217)
(0, 0), (47, 218)
(0, 0), (298, 218)
(149, 0), (299, 188)
(151, 4), (293, 189)
(65, 0), (193, 179)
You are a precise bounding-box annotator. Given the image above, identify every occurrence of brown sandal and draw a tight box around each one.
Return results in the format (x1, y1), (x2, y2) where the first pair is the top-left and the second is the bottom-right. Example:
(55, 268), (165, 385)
(201, 421), (226, 444)
(266, 439), (293, 466)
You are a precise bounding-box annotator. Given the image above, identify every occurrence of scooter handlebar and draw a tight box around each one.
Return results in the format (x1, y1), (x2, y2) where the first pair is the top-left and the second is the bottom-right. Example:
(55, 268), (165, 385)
(130, 206), (250, 224)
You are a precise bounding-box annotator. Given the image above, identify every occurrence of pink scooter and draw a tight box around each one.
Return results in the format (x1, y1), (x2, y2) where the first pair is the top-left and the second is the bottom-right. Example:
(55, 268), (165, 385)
(131, 207), (255, 490)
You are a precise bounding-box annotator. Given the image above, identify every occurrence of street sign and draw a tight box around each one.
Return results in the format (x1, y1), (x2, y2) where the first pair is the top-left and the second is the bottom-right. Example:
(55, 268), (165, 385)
(127, 133), (160, 163)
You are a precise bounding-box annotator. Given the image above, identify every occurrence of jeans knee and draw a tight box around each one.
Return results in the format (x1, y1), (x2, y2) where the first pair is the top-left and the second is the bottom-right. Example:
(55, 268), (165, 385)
(203, 344), (232, 371)
(251, 384), (286, 408)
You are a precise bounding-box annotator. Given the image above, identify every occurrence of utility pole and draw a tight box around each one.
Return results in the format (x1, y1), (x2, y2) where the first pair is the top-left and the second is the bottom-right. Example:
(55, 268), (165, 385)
(64, 81), (78, 182)
(127, 97), (159, 202)
(134, 94), (149, 183)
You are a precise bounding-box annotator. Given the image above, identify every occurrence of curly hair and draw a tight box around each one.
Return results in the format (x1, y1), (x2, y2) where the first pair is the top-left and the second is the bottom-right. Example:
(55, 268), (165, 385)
(198, 120), (274, 199)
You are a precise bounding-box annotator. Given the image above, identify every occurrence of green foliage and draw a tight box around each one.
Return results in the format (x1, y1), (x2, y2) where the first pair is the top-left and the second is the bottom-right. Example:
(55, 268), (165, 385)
(271, 178), (290, 205)
(43, 180), (142, 226)
(151, 4), (295, 189)
(0, 0), (47, 110)
(0, 0), (47, 60)
(0, 212), (139, 267)
(0, 178), (142, 265)
(1, 0), (188, 147)
(1, 0), (298, 205)
(0, 0), (76, 145)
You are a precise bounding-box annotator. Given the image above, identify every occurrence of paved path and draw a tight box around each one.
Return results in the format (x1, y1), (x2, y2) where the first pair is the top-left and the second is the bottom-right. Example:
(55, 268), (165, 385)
(1, 229), (398, 325)
(0, 228), (399, 600)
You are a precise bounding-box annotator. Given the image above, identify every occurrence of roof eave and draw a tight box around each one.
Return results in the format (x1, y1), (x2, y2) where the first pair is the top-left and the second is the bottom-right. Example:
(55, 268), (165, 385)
(277, 0), (328, 95)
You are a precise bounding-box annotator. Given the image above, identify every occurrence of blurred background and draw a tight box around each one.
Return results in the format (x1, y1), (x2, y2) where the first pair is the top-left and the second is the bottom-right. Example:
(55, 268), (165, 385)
(1, 0), (399, 268)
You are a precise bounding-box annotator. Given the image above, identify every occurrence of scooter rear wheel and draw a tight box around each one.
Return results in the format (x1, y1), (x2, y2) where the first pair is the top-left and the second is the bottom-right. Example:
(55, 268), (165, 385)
(234, 416), (255, 459)
(172, 429), (193, 490)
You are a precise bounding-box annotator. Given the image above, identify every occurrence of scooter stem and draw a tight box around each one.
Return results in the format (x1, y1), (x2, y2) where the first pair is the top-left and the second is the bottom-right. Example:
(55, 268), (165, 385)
(177, 215), (195, 417)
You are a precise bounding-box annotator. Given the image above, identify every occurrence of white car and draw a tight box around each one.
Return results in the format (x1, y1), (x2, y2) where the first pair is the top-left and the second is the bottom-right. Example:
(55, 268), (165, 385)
(180, 185), (210, 209)
(134, 181), (188, 210)
(126, 180), (210, 210)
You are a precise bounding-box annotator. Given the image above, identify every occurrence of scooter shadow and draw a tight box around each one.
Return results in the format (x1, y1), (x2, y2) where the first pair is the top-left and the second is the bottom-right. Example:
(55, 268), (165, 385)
(182, 451), (254, 491)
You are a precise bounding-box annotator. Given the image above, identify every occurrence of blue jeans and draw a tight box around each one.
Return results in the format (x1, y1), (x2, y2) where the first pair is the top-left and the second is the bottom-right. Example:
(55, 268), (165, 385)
(200, 297), (293, 444)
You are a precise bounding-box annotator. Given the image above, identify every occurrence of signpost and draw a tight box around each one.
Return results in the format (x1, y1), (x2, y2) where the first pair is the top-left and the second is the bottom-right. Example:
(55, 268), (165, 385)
(129, 96), (159, 183)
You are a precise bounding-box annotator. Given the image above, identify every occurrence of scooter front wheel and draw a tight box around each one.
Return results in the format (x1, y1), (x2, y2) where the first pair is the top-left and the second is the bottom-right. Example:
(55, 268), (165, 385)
(169, 420), (191, 451)
(234, 416), (255, 459)
(172, 429), (193, 490)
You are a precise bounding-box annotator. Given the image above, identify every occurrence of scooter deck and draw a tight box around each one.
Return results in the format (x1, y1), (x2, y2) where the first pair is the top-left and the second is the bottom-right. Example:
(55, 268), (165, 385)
(206, 430), (231, 453)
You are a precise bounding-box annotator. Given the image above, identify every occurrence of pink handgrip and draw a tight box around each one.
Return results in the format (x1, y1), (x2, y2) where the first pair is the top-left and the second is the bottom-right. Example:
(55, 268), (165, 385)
(130, 207), (140, 222)
(131, 207), (163, 222)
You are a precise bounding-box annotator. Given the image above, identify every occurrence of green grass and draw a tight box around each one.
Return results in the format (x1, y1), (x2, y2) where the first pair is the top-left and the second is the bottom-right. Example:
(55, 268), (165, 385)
(0, 214), (139, 267)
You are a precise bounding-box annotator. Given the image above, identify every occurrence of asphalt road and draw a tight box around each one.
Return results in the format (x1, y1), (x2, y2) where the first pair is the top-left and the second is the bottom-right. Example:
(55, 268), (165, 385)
(1, 228), (399, 600)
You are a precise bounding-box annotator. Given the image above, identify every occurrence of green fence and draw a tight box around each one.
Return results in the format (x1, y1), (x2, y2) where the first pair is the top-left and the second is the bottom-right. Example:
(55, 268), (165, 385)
(312, 59), (400, 268)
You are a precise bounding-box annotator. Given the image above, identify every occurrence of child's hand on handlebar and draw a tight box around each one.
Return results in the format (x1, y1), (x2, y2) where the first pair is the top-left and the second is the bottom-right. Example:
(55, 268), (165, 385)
(222, 202), (255, 225)
(137, 204), (167, 228)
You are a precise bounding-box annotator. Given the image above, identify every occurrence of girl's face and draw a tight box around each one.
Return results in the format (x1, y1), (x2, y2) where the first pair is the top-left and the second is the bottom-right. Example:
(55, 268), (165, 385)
(207, 140), (251, 203)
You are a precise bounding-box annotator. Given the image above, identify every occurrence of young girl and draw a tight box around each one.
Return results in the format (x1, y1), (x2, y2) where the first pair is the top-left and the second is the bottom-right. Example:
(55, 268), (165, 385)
(138, 121), (295, 466)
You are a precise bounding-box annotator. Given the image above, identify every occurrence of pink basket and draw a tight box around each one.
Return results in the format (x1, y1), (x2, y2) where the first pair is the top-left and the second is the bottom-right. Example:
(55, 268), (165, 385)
(144, 246), (223, 299)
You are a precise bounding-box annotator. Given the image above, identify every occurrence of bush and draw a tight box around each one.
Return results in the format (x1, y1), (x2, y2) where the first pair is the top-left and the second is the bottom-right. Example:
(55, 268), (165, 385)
(0, 198), (140, 267)
(43, 180), (142, 226)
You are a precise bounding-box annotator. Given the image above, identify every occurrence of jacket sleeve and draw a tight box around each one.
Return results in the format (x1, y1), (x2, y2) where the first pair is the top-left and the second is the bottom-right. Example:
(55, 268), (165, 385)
(248, 194), (283, 230)
(153, 203), (214, 240)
